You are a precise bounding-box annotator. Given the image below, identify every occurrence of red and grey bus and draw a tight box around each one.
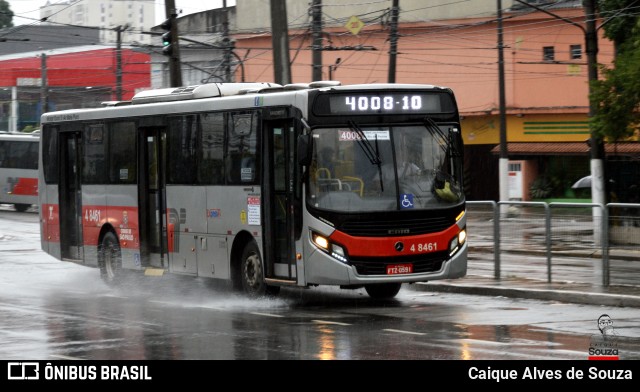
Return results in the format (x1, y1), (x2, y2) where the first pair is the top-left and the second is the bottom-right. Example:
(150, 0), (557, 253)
(39, 82), (467, 299)
(0, 132), (39, 212)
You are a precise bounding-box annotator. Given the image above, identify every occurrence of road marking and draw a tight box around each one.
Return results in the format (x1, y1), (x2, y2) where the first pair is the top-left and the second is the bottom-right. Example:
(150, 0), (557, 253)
(383, 328), (425, 336)
(50, 354), (85, 360)
(312, 319), (351, 326)
(250, 312), (285, 318)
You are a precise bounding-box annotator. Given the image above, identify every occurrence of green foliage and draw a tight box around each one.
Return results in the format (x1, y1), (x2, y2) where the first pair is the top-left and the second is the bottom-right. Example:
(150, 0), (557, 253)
(0, 0), (13, 28)
(590, 1), (640, 142)
(597, 0), (639, 47)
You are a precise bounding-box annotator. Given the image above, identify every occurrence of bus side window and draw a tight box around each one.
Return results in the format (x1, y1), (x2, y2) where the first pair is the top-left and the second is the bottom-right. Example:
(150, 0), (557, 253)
(226, 112), (258, 184)
(198, 112), (225, 185)
(109, 122), (137, 184)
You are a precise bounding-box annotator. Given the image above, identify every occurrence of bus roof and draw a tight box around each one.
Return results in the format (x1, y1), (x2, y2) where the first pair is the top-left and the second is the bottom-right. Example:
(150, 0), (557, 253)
(40, 82), (453, 124)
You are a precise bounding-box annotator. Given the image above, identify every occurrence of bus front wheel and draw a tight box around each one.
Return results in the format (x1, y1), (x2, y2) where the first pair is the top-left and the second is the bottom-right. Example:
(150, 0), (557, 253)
(364, 283), (402, 299)
(14, 204), (30, 212)
(240, 241), (280, 297)
(99, 231), (123, 286)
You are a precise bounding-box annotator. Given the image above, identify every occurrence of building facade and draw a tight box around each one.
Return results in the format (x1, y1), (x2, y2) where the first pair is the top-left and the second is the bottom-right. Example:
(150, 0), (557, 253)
(228, 0), (638, 201)
(0, 45), (150, 132)
(40, 0), (156, 45)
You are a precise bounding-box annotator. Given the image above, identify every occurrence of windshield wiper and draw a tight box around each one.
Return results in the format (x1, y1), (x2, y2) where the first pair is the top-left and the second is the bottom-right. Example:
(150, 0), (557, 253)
(423, 117), (449, 155)
(348, 120), (384, 192)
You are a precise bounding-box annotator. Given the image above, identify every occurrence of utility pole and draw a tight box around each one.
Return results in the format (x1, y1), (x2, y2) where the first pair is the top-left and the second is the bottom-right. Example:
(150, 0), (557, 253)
(164, 0), (183, 87)
(40, 53), (48, 116)
(115, 26), (123, 101)
(497, 0), (509, 212)
(271, 0), (292, 85)
(387, 0), (399, 83)
(311, 0), (323, 81)
(221, 0), (232, 82)
(584, 0), (605, 208)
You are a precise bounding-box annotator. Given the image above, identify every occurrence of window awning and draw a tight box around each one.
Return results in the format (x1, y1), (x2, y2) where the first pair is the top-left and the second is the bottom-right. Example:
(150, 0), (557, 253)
(490, 142), (640, 156)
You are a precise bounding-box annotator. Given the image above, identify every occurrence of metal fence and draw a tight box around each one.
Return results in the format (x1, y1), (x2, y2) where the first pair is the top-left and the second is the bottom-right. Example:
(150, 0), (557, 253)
(466, 201), (640, 287)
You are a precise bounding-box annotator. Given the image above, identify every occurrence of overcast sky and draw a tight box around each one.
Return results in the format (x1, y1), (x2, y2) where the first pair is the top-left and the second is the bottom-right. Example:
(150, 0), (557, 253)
(6, 0), (235, 26)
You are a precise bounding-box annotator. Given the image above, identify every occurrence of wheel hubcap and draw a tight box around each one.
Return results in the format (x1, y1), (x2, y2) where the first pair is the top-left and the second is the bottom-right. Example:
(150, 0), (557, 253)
(244, 253), (260, 288)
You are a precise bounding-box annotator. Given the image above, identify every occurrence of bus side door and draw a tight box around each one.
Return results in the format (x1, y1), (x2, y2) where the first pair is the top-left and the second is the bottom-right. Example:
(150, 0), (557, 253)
(59, 131), (83, 261)
(138, 127), (167, 268)
(263, 119), (297, 282)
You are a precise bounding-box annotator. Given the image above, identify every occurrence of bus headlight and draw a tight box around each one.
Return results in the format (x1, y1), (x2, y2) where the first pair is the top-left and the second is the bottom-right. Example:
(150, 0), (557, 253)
(449, 228), (466, 257)
(311, 231), (349, 263)
(331, 244), (348, 263)
(312, 232), (329, 250)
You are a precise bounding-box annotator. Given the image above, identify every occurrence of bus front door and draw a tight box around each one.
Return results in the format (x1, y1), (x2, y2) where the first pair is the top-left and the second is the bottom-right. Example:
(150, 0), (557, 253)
(138, 127), (167, 269)
(264, 121), (297, 283)
(59, 131), (83, 261)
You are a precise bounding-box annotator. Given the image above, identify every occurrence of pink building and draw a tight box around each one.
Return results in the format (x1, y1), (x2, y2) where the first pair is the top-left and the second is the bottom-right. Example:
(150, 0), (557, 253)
(234, 5), (638, 200)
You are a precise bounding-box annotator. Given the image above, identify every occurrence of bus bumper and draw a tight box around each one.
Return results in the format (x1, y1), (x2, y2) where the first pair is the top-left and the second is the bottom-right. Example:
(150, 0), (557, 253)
(305, 242), (467, 286)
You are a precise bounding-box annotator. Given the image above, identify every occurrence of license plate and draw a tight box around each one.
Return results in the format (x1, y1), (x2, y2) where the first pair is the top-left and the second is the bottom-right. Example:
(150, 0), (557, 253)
(386, 264), (413, 275)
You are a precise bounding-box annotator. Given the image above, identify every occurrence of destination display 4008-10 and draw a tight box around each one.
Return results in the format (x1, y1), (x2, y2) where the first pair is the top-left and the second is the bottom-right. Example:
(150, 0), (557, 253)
(322, 92), (447, 115)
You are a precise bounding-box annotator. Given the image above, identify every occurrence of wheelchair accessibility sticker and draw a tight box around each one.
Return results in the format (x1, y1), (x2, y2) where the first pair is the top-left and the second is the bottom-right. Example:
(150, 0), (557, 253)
(400, 194), (414, 209)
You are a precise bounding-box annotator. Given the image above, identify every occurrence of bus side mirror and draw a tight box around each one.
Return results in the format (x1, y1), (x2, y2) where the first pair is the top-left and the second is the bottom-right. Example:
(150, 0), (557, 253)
(297, 134), (312, 166)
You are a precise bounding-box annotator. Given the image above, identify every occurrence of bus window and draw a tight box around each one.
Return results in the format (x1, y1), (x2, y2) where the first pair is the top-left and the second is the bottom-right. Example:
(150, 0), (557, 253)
(43, 125), (59, 184)
(226, 111), (258, 185)
(199, 112), (225, 185)
(82, 124), (107, 184)
(109, 122), (136, 184)
(167, 115), (197, 184)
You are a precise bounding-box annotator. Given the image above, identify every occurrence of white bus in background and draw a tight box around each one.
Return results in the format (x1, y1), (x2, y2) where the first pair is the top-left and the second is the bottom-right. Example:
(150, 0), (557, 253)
(0, 132), (39, 212)
(39, 82), (467, 299)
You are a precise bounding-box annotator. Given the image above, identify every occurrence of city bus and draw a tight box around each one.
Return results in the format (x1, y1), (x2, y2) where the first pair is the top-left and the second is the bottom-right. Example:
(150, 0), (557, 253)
(39, 82), (467, 299)
(0, 132), (39, 212)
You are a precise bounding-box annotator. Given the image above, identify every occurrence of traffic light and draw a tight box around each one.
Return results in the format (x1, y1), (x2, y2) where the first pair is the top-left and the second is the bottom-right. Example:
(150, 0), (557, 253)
(160, 18), (173, 56)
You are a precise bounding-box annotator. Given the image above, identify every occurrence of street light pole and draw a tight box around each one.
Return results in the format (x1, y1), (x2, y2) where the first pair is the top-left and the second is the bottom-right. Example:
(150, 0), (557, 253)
(497, 0), (509, 213)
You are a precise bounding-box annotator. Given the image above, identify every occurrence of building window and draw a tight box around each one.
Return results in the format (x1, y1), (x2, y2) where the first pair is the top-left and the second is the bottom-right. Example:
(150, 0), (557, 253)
(543, 46), (555, 62)
(570, 44), (582, 59)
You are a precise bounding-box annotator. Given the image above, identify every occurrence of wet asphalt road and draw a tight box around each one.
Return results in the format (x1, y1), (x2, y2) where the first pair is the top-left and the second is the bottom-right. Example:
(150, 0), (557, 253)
(1, 206), (639, 360)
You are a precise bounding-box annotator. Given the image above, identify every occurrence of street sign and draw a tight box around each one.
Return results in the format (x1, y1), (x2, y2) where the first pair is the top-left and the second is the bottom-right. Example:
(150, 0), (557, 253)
(345, 15), (364, 35)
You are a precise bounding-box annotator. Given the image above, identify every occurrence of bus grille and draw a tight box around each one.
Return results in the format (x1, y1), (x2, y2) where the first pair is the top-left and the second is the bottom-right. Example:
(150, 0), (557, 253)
(339, 216), (452, 237)
(349, 252), (448, 276)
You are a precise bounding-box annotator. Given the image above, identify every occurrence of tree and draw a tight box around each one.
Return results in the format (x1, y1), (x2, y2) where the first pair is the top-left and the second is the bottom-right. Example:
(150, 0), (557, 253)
(0, 0), (13, 28)
(590, 0), (640, 142)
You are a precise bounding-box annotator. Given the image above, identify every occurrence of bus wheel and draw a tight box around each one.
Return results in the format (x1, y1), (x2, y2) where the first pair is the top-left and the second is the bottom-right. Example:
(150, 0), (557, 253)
(99, 232), (123, 286)
(14, 204), (30, 212)
(240, 241), (280, 297)
(364, 283), (402, 299)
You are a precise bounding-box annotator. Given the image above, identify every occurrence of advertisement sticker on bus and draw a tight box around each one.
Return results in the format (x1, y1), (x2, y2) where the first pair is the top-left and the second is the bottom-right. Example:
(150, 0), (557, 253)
(247, 197), (260, 225)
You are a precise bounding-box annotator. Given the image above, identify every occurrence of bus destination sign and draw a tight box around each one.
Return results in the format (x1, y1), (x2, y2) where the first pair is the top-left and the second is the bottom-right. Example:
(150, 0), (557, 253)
(314, 92), (452, 115)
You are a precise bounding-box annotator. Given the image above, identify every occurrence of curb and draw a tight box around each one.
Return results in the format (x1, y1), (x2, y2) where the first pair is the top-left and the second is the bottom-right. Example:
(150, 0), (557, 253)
(409, 281), (640, 308)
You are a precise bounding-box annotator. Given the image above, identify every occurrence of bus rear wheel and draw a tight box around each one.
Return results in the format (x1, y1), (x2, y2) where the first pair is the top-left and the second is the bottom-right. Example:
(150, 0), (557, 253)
(364, 283), (402, 299)
(99, 231), (123, 286)
(240, 241), (280, 297)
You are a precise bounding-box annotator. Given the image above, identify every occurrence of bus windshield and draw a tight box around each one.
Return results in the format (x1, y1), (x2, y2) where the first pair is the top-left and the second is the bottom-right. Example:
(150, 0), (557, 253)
(308, 123), (463, 212)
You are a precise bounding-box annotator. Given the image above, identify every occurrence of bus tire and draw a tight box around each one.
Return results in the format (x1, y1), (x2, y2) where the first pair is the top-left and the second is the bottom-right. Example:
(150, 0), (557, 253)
(99, 231), (123, 286)
(364, 283), (402, 299)
(240, 241), (280, 297)
(14, 204), (30, 212)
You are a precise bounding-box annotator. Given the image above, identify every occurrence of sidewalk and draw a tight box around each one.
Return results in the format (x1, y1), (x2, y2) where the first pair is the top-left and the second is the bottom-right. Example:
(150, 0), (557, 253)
(410, 276), (640, 308)
(407, 247), (640, 308)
